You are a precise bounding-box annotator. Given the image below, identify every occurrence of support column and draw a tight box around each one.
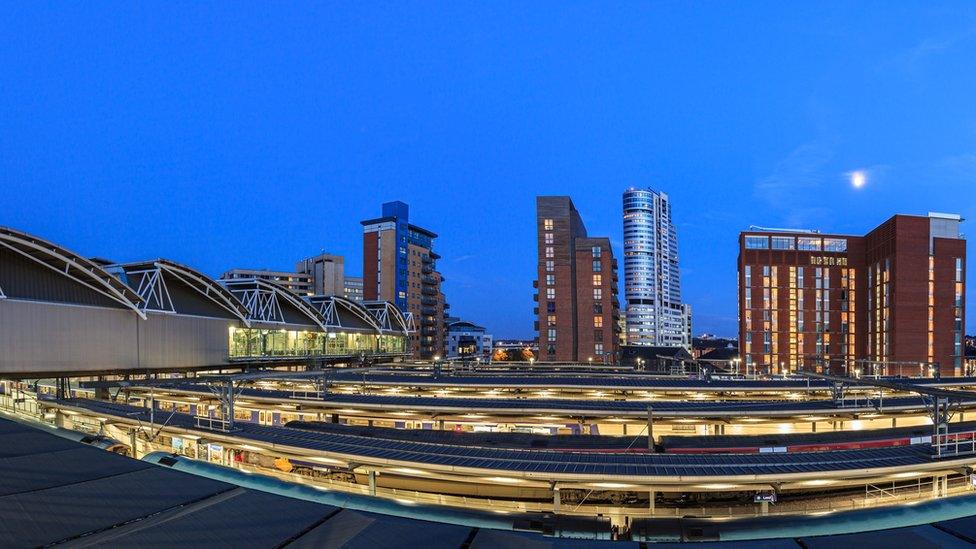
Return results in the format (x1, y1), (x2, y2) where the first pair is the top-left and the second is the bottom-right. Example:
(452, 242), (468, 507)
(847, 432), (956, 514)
(129, 428), (139, 459)
(891, 418), (897, 428)
(648, 490), (655, 512)
(553, 487), (561, 513)
(438, 419), (445, 431)
(760, 501), (769, 516)
(647, 406), (654, 450)
(811, 422), (817, 433)
(368, 470), (377, 496)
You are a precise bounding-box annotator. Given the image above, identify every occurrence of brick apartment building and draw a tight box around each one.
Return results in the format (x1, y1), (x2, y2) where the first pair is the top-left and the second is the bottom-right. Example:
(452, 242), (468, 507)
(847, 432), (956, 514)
(362, 201), (448, 359)
(535, 196), (621, 363)
(738, 213), (966, 377)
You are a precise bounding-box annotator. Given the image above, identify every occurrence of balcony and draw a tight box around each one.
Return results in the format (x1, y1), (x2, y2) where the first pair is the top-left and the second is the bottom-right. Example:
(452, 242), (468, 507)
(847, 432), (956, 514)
(421, 255), (433, 264)
(421, 287), (437, 296)
(422, 265), (433, 274)
(421, 307), (436, 316)
(421, 296), (436, 306)
(422, 275), (438, 285)
(443, 302), (450, 310)
(532, 280), (538, 289)
(421, 327), (437, 336)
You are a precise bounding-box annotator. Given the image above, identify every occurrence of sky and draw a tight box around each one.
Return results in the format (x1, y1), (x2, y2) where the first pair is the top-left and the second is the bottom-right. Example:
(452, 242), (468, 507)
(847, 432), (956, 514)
(2, 3), (976, 339)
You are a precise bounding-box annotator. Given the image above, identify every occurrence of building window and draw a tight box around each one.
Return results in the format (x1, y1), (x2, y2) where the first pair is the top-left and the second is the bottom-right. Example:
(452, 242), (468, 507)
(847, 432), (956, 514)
(771, 236), (795, 250)
(548, 328), (556, 341)
(544, 233), (554, 244)
(593, 288), (602, 300)
(593, 303), (603, 314)
(745, 235), (768, 249)
(592, 246), (601, 258)
(594, 315), (603, 328)
(546, 260), (554, 272)
(594, 343), (604, 355)
(544, 218), (554, 230)
(545, 246), (554, 258)
(592, 260), (602, 272)
(823, 238), (847, 252)
(547, 315), (556, 327)
(546, 288), (555, 299)
(547, 302), (556, 313)
(592, 274), (602, 286)
(797, 237), (822, 251)
(546, 274), (555, 285)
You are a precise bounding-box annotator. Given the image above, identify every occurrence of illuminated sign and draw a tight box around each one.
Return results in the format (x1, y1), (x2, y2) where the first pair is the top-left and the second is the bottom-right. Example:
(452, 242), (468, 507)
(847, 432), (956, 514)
(810, 256), (847, 266)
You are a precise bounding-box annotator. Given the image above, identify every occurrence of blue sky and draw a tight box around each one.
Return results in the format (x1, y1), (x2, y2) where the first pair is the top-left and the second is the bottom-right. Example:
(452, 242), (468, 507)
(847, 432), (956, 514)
(2, 3), (976, 338)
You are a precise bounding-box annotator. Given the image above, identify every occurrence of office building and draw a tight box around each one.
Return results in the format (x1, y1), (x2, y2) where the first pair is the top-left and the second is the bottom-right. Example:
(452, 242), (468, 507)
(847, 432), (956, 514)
(219, 268), (313, 296)
(296, 253), (346, 296)
(445, 317), (493, 361)
(343, 276), (364, 302)
(534, 196), (620, 363)
(622, 188), (687, 349)
(363, 201), (448, 359)
(738, 213), (966, 377)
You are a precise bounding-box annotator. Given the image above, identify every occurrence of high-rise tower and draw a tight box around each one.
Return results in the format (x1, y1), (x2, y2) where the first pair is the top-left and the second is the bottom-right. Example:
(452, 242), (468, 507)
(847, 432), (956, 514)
(623, 188), (685, 348)
(362, 201), (448, 359)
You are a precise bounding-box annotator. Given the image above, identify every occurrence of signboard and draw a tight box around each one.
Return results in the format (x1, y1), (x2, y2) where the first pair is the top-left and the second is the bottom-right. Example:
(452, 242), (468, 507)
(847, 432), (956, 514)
(754, 491), (777, 503)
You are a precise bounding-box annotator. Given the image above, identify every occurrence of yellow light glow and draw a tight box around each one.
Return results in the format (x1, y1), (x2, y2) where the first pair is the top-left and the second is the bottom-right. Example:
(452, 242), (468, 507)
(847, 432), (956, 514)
(483, 476), (523, 484)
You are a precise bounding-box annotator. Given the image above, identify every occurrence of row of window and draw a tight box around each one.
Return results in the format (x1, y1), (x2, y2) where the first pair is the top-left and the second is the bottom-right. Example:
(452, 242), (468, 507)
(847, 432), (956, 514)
(745, 235), (847, 252)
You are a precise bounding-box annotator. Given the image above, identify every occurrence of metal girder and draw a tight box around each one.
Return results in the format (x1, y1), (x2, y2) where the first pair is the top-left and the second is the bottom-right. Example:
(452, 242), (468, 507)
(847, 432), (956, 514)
(225, 278), (329, 331)
(362, 300), (413, 334)
(238, 288), (285, 324)
(0, 226), (146, 319)
(154, 260), (252, 326)
(127, 267), (176, 313)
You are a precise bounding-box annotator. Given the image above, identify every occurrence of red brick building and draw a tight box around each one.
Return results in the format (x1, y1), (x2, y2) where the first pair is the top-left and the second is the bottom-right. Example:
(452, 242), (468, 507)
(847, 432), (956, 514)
(535, 196), (621, 363)
(738, 213), (966, 377)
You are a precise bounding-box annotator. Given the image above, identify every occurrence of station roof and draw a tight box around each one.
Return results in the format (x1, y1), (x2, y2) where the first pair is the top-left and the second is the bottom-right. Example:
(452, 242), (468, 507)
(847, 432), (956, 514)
(0, 414), (607, 547)
(151, 382), (976, 419)
(54, 399), (958, 481)
(7, 412), (976, 546)
(0, 226), (146, 318)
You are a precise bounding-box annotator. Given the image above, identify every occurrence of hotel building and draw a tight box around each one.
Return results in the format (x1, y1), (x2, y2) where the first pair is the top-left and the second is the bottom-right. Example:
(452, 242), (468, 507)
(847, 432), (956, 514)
(738, 213), (966, 377)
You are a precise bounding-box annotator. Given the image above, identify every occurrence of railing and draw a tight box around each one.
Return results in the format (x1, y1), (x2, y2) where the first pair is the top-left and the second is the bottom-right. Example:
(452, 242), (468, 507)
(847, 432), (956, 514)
(933, 431), (976, 458)
(195, 416), (240, 432)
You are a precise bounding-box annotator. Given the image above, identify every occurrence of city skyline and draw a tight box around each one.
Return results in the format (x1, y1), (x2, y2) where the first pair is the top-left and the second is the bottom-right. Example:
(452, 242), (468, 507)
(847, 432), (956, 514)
(4, 4), (976, 338)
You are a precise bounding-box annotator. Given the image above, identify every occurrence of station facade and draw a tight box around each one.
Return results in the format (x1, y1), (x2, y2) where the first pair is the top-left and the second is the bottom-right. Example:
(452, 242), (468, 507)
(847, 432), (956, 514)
(0, 227), (409, 376)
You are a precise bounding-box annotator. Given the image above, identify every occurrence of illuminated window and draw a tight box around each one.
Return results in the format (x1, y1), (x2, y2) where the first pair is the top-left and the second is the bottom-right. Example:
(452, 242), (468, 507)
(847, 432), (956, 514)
(546, 260), (554, 272)
(771, 236), (795, 250)
(594, 316), (603, 328)
(546, 274), (555, 285)
(543, 219), (554, 230)
(546, 288), (555, 299)
(798, 237), (822, 251)
(591, 246), (601, 258)
(547, 315), (556, 327)
(593, 274), (602, 286)
(593, 288), (602, 300)
(745, 235), (768, 249)
(545, 246), (554, 258)
(544, 233), (554, 244)
(823, 238), (847, 252)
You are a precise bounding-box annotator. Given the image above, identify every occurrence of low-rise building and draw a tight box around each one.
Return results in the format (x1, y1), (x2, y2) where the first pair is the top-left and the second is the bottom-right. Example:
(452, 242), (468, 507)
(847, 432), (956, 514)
(446, 318), (493, 360)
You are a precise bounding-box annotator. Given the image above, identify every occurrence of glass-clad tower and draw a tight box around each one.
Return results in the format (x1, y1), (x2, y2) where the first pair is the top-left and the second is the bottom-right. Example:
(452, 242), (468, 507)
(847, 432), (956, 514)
(623, 188), (685, 348)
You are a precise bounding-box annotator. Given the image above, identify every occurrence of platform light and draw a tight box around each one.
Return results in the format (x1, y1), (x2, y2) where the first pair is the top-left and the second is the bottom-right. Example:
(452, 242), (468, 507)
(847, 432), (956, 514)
(483, 476), (523, 484)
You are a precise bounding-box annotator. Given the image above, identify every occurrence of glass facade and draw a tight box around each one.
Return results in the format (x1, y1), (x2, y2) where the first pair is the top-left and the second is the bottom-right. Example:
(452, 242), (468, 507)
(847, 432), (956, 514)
(228, 327), (406, 358)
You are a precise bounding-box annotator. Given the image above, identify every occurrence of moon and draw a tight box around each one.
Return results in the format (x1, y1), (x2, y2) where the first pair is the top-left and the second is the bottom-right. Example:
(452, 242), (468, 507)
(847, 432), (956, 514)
(850, 171), (866, 189)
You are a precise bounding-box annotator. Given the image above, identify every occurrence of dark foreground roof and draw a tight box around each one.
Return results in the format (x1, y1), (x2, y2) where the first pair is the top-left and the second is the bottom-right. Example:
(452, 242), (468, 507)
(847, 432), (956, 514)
(0, 414), (615, 547)
(6, 413), (976, 547)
